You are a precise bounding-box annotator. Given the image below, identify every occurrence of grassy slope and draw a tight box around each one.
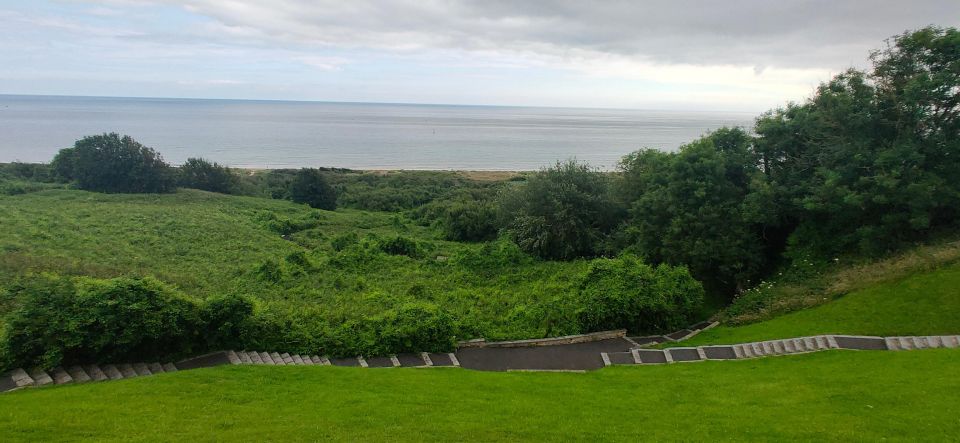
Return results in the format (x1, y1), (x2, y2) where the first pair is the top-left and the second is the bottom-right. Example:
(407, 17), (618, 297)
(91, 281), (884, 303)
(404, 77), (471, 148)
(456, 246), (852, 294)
(1, 350), (958, 441)
(0, 189), (592, 339)
(674, 261), (960, 347)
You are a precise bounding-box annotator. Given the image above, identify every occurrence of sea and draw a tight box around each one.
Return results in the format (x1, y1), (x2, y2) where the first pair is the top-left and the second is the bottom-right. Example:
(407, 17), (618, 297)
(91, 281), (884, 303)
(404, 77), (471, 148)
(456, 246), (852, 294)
(0, 94), (754, 171)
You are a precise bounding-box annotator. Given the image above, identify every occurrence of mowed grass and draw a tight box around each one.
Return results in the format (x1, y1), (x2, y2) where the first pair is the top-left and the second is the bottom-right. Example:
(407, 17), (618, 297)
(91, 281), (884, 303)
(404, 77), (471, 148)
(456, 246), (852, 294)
(1, 350), (958, 441)
(675, 262), (960, 347)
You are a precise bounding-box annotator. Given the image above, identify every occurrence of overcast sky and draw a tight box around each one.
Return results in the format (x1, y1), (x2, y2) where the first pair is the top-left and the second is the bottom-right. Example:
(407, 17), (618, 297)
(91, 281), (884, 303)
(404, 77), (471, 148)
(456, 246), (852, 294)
(1, 0), (958, 111)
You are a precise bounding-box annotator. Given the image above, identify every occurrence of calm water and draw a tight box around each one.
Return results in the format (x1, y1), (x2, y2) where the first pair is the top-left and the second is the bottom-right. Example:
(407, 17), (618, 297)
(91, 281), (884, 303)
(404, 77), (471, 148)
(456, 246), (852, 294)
(0, 95), (753, 170)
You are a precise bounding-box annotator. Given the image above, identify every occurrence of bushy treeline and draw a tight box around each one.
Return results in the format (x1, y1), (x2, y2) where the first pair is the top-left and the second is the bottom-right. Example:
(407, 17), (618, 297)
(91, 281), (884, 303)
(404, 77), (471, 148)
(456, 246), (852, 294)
(489, 27), (960, 292)
(47, 133), (339, 209)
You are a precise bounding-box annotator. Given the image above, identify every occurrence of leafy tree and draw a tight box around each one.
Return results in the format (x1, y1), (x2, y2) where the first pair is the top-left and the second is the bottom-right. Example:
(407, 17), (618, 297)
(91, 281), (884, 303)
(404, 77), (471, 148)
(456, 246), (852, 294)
(289, 168), (337, 210)
(52, 133), (175, 193)
(620, 128), (773, 291)
(500, 160), (621, 260)
(178, 157), (240, 194)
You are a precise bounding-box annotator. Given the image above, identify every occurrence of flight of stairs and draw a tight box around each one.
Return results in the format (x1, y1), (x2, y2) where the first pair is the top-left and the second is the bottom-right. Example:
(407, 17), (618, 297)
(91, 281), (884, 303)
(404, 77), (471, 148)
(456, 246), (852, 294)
(602, 334), (960, 366)
(0, 361), (179, 392)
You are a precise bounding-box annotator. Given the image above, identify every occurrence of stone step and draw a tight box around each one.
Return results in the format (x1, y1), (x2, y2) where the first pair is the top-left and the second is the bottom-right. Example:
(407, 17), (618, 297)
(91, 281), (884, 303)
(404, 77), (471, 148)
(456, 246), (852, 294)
(162, 363), (178, 373)
(299, 355), (314, 365)
(101, 364), (124, 380)
(28, 368), (54, 386)
(51, 367), (74, 384)
(310, 355), (323, 365)
(148, 362), (165, 374)
(357, 356), (369, 368)
(941, 336), (960, 348)
(226, 351), (242, 365)
(84, 365), (109, 381)
(66, 365), (92, 382)
(898, 337), (916, 350)
(248, 351), (264, 364)
(5, 368), (35, 389)
(237, 351), (253, 364)
(270, 352), (285, 365)
(118, 364), (138, 378)
(132, 363), (153, 376)
(260, 352), (276, 365)
(291, 354), (305, 365)
(781, 339), (796, 353)
(770, 341), (785, 354)
(885, 337), (902, 350)
(281, 353), (295, 365)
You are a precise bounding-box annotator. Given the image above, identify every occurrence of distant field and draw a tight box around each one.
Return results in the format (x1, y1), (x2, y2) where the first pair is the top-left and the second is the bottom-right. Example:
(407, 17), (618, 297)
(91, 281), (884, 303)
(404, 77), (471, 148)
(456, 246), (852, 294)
(672, 262), (960, 347)
(1, 350), (957, 441)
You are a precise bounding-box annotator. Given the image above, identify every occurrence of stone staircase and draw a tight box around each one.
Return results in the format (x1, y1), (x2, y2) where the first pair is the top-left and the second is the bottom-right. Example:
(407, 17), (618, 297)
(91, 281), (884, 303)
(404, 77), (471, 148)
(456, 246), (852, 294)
(0, 350), (461, 393)
(602, 334), (960, 366)
(0, 361), (179, 392)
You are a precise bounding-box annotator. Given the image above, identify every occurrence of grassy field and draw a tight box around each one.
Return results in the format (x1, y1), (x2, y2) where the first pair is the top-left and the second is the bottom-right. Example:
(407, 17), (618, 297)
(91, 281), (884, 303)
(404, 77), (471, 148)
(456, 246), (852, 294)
(672, 261), (960, 347)
(0, 188), (600, 340)
(1, 350), (957, 441)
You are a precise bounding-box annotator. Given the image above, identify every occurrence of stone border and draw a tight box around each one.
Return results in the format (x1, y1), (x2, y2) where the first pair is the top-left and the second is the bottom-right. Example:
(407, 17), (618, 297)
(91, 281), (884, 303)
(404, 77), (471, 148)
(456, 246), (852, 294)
(457, 329), (627, 349)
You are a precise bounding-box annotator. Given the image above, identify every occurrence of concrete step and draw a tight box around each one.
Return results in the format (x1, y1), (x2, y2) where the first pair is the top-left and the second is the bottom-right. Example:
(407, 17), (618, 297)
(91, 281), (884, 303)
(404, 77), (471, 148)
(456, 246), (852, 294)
(51, 367), (74, 384)
(781, 339), (796, 353)
(299, 355), (314, 365)
(84, 365), (109, 381)
(132, 363), (152, 376)
(310, 355), (323, 365)
(260, 352), (276, 365)
(270, 352), (285, 365)
(162, 363), (178, 373)
(247, 351), (264, 364)
(281, 353), (295, 365)
(885, 337), (902, 350)
(291, 354), (305, 365)
(941, 336), (960, 348)
(148, 362), (165, 374)
(237, 351), (253, 364)
(813, 336), (829, 350)
(226, 350), (242, 365)
(357, 356), (369, 368)
(5, 368), (35, 389)
(102, 364), (124, 380)
(770, 341), (785, 354)
(28, 368), (54, 386)
(914, 336), (930, 349)
(66, 365), (92, 382)
(118, 364), (138, 378)
(898, 337), (917, 350)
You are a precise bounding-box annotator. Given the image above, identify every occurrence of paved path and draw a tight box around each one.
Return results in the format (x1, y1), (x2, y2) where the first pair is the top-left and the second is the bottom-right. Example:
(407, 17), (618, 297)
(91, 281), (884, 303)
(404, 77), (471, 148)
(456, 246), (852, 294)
(3, 332), (958, 393)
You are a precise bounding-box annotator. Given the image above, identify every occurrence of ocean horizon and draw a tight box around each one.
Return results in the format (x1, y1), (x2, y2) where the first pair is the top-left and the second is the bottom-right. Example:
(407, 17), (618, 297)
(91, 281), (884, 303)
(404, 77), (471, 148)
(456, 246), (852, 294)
(0, 94), (754, 171)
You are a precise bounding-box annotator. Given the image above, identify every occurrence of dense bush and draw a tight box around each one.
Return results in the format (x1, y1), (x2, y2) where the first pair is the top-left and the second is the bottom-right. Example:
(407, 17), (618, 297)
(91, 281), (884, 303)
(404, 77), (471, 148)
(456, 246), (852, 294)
(365, 302), (456, 355)
(500, 160), (621, 260)
(290, 168), (337, 210)
(575, 255), (703, 333)
(378, 236), (423, 258)
(1, 275), (207, 369)
(51, 133), (175, 193)
(178, 157), (240, 194)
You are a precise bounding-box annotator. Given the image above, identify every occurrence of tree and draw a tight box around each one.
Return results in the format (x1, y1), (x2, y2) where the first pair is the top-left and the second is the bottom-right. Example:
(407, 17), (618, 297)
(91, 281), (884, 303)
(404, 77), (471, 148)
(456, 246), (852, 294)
(289, 168), (337, 210)
(619, 128), (773, 291)
(500, 160), (621, 260)
(178, 157), (240, 194)
(51, 133), (175, 193)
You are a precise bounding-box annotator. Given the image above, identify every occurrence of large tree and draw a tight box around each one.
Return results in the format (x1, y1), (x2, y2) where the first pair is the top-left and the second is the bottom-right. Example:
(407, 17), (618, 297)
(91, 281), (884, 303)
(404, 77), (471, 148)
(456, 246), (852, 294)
(52, 133), (175, 194)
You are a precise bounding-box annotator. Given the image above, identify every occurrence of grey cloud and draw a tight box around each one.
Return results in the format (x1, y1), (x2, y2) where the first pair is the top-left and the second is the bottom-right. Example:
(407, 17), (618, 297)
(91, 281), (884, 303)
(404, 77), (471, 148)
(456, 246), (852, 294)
(152, 0), (960, 69)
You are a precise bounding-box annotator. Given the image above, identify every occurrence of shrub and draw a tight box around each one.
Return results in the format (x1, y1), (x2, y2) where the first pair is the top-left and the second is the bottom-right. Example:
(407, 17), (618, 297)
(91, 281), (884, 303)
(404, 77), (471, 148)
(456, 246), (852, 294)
(365, 302), (456, 355)
(199, 294), (255, 350)
(500, 160), (621, 260)
(378, 236), (422, 258)
(440, 199), (498, 242)
(0, 275), (205, 369)
(575, 255), (703, 333)
(178, 157), (239, 194)
(290, 168), (337, 210)
(51, 133), (175, 193)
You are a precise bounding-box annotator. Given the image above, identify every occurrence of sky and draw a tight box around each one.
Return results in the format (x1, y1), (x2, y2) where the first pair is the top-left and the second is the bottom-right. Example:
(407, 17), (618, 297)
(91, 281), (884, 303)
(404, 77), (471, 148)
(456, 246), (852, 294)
(1, 0), (958, 112)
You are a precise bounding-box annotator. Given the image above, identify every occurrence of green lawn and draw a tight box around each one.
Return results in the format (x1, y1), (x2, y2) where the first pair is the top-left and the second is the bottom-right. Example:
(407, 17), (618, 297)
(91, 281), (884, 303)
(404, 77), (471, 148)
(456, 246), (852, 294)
(1, 350), (957, 441)
(674, 262), (960, 347)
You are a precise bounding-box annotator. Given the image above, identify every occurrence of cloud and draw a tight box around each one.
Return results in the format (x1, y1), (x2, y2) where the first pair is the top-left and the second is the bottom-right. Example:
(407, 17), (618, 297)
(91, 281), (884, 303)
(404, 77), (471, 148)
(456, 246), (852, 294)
(142, 0), (958, 70)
